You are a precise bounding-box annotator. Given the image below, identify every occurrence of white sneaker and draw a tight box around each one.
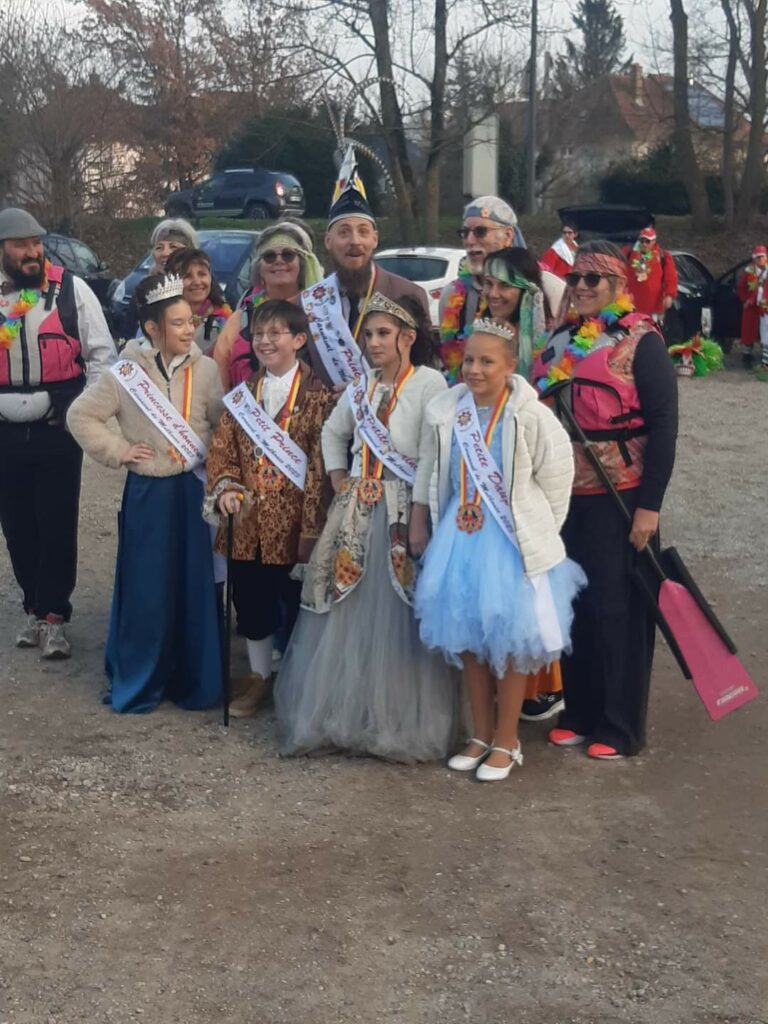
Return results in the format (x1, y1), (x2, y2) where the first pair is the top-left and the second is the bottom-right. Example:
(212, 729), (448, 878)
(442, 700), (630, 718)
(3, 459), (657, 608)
(447, 738), (491, 771)
(475, 743), (523, 782)
(40, 621), (71, 660)
(16, 615), (42, 648)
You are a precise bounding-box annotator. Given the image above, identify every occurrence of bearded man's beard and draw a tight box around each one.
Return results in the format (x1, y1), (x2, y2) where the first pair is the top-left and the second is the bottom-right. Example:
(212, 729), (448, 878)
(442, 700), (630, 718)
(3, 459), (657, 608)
(333, 260), (373, 298)
(2, 253), (45, 289)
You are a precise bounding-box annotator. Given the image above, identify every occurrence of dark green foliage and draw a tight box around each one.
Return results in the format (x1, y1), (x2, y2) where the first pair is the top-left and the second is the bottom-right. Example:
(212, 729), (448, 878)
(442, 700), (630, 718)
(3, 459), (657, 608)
(551, 0), (630, 96)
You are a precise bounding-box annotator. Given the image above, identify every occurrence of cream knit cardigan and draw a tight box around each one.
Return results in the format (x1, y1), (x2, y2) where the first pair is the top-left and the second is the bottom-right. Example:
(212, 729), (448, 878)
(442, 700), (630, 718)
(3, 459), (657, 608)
(425, 376), (575, 576)
(67, 340), (223, 476)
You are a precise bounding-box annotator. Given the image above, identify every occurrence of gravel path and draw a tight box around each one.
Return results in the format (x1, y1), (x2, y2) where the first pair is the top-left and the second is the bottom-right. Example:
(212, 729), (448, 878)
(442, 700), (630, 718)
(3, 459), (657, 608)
(1, 366), (767, 1024)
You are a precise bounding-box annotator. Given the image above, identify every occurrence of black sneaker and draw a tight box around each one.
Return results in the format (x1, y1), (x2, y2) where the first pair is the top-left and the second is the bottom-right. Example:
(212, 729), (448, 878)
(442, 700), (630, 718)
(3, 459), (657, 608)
(520, 692), (565, 722)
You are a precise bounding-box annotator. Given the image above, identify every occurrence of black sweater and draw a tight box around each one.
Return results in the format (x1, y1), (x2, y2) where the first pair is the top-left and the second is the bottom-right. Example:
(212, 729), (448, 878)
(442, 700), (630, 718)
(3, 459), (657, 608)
(632, 331), (678, 512)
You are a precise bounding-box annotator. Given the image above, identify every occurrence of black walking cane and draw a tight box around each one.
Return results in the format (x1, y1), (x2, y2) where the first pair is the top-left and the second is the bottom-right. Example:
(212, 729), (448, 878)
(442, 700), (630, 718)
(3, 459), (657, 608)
(222, 512), (234, 726)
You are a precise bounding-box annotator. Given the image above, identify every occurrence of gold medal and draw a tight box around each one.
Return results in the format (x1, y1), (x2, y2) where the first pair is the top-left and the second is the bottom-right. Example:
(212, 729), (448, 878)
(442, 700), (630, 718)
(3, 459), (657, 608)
(456, 503), (484, 533)
(358, 479), (384, 506)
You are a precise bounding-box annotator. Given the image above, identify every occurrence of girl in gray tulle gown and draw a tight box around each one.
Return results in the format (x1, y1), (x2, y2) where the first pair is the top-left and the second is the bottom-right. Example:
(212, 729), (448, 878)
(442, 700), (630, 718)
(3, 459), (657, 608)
(275, 294), (460, 762)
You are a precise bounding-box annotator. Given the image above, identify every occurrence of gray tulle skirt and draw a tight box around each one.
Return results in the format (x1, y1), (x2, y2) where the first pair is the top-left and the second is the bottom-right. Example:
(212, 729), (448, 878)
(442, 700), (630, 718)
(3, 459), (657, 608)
(275, 502), (460, 763)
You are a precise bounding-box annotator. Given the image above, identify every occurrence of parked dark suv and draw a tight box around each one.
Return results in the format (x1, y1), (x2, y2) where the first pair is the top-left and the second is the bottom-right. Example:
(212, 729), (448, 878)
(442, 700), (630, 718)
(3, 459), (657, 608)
(44, 233), (115, 324)
(165, 167), (305, 221)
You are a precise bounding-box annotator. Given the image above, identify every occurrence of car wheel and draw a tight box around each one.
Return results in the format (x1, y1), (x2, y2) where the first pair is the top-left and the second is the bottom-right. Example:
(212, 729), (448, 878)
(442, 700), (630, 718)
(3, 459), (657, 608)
(244, 202), (270, 220)
(166, 201), (192, 218)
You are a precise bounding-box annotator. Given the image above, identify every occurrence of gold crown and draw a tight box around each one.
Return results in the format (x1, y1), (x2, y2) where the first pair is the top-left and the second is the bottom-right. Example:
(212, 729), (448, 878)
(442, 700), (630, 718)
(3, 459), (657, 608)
(366, 292), (417, 329)
(144, 274), (184, 305)
(470, 318), (515, 342)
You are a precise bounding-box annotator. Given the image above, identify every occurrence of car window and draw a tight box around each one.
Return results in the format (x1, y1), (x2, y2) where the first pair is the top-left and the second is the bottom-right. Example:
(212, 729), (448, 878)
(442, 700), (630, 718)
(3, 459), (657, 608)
(47, 236), (76, 271)
(201, 235), (254, 273)
(222, 172), (255, 190)
(70, 240), (100, 274)
(197, 173), (225, 196)
(674, 255), (710, 289)
(375, 256), (449, 282)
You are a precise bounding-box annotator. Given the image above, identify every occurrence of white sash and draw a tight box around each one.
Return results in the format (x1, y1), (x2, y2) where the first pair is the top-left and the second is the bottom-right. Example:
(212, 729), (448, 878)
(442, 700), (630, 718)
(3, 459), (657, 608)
(110, 359), (206, 468)
(223, 382), (307, 490)
(301, 273), (368, 386)
(453, 388), (564, 653)
(346, 378), (417, 486)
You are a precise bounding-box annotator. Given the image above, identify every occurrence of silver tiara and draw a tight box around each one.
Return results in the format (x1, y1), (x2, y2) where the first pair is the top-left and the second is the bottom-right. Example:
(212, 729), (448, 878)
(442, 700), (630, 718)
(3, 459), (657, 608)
(144, 274), (184, 305)
(366, 292), (417, 328)
(470, 318), (515, 342)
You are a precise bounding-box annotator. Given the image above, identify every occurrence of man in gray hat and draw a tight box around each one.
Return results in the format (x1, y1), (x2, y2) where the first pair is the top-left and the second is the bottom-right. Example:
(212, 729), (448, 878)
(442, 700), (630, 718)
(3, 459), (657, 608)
(0, 207), (115, 658)
(438, 195), (525, 346)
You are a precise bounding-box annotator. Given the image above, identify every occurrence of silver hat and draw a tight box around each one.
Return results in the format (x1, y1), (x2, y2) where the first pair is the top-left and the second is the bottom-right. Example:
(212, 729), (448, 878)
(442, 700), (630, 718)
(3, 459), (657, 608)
(0, 207), (46, 241)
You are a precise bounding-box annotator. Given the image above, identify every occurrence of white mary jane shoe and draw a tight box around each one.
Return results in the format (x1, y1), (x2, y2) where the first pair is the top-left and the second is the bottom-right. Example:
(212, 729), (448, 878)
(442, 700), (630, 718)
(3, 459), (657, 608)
(475, 743), (523, 782)
(447, 738), (491, 772)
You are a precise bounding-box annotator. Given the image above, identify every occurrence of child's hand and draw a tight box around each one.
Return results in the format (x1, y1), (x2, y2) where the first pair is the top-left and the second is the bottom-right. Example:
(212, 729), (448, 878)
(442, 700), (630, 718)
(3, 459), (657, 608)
(120, 443), (155, 464)
(330, 470), (348, 494)
(217, 490), (244, 515)
(408, 503), (430, 557)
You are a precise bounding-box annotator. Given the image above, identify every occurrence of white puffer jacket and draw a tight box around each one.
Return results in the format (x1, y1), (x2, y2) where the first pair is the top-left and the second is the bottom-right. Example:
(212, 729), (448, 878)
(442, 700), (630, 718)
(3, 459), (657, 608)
(425, 377), (575, 576)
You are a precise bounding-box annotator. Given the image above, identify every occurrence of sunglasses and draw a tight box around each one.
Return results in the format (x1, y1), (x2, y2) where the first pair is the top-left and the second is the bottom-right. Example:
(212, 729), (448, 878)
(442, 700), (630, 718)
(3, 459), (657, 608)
(261, 249), (298, 264)
(639, 238), (654, 245)
(457, 226), (493, 240)
(565, 272), (617, 288)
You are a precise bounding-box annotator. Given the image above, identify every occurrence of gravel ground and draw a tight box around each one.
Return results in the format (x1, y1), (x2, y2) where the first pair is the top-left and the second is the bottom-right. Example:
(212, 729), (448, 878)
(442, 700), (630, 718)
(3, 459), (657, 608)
(1, 366), (767, 1024)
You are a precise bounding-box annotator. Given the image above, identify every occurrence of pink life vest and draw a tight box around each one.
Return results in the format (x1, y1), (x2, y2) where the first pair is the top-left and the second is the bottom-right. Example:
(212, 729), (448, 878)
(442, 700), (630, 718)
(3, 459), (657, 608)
(536, 313), (655, 493)
(0, 264), (85, 394)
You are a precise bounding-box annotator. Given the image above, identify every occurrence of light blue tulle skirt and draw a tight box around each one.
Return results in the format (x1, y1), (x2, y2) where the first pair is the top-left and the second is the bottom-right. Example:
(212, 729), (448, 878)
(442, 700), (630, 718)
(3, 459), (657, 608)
(414, 494), (587, 677)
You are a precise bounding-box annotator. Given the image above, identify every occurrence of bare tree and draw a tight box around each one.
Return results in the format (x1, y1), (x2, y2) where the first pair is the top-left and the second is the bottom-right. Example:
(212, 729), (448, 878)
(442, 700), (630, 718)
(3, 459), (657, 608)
(733, 0), (767, 225)
(669, 0), (712, 226)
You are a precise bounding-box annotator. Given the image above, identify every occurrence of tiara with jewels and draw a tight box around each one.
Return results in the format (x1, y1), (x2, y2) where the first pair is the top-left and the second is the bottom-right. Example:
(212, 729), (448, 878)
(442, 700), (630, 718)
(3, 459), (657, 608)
(144, 274), (184, 305)
(470, 318), (515, 342)
(366, 292), (417, 329)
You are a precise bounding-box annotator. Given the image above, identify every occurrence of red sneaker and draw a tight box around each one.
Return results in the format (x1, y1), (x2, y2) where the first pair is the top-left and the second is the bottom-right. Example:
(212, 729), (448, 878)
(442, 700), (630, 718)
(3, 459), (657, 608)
(587, 742), (623, 760)
(548, 728), (586, 747)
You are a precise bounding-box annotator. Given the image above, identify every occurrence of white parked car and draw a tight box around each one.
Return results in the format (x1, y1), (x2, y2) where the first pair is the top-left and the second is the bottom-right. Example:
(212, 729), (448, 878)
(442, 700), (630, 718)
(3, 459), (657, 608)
(374, 246), (465, 325)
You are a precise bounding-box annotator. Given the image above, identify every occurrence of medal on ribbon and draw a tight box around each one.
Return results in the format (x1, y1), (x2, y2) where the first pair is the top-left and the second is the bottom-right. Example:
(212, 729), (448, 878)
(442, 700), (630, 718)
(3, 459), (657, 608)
(356, 365), (416, 505)
(455, 386), (508, 533)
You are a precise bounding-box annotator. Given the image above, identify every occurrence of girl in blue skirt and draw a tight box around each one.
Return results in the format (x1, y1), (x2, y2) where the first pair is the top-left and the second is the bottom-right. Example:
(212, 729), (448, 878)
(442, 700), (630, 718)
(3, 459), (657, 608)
(67, 273), (224, 713)
(414, 320), (585, 780)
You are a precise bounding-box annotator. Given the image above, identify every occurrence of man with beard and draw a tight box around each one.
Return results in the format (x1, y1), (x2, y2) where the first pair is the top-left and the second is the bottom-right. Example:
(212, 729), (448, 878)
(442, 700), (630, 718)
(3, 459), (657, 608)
(437, 196), (524, 380)
(302, 147), (429, 388)
(0, 208), (115, 658)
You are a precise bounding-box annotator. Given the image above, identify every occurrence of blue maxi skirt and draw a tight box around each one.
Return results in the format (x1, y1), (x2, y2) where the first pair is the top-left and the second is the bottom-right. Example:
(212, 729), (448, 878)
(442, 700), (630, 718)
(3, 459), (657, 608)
(104, 471), (223, 714)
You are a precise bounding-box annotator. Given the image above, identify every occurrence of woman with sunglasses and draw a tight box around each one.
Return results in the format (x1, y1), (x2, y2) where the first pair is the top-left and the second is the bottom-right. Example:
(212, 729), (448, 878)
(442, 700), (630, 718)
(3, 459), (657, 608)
(534, 241), (678, 760)
(165, 247), (232, 354)
(212, 221), (324, 389)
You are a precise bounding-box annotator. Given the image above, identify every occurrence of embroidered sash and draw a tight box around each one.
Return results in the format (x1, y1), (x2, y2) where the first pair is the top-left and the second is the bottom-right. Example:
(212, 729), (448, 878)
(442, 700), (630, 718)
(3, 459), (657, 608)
(223, 381), (307, 490)
(452, 388), (564, 652)
(346, 373), (417, 486)
(111, 359), (206, 468)
(301, 273), (369, 386)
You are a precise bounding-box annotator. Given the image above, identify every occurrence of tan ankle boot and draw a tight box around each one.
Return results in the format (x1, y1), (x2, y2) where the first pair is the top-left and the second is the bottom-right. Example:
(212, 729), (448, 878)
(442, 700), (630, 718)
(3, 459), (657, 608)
(228, 673), (270, 718)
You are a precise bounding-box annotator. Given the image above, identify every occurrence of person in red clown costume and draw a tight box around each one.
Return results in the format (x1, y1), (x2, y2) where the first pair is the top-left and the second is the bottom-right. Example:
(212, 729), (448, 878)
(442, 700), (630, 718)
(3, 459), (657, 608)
(625, 226), (678, 320)
(736, 245), (767, 369)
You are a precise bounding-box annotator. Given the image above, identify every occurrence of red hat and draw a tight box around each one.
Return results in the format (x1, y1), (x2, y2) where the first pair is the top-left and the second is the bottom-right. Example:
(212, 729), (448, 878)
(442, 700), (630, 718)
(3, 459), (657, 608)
(752, 245), (767, 258)
(639, 227), (657, 241)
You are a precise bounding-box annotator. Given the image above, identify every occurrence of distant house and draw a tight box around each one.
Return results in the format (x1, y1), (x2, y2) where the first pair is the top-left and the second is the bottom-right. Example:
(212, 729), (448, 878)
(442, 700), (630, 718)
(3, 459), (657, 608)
(500, 64), (754, 209)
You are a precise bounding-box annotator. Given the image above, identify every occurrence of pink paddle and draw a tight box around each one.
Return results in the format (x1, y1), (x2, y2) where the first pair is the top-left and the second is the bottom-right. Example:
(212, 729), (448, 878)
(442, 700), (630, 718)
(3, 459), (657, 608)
(658, 579), (758, 720)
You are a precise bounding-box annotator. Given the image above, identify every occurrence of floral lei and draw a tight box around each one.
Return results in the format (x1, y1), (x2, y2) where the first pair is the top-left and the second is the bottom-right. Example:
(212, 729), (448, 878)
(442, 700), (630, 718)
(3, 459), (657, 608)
(438, 261), (486, 384)
(0, 261), (51, 351)
(192, 298), (233, 328)
(630, 242), (656, 276)
(536, 293), (634, 393)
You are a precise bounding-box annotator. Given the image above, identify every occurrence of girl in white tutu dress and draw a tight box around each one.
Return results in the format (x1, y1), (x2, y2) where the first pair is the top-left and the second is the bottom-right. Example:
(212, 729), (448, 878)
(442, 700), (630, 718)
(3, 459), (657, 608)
(414, 319), (586, 781)
(275, 294), (459, 763)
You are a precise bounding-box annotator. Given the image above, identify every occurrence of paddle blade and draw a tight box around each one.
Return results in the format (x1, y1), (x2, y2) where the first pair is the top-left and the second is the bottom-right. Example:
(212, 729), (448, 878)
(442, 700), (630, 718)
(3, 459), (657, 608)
(658, 580), (759, 721)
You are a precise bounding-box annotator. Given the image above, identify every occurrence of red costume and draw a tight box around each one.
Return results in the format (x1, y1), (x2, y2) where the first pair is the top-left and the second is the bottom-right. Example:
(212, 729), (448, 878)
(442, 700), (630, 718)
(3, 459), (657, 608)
(625, 232), (678, 317)
(736, 249), (767, 346)
(540, 236), (577, 279)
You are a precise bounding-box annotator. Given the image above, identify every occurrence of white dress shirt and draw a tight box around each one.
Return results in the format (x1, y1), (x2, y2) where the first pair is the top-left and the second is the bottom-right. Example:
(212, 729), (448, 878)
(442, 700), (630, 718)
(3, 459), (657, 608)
(261, 363), (299, 419)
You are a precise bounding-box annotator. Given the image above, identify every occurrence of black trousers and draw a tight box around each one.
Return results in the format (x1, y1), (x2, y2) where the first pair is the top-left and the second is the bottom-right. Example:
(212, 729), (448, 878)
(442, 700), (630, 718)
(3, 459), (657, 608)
(0, 422), (83, 621)
(230, 554), (301, 642)
(560, 490), (658, 756)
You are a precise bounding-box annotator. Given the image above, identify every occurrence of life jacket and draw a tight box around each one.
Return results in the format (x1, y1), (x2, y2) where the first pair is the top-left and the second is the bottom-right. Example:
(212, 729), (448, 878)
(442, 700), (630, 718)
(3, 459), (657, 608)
(538, 313), (655, 493)
(0, 265), (85, 407)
